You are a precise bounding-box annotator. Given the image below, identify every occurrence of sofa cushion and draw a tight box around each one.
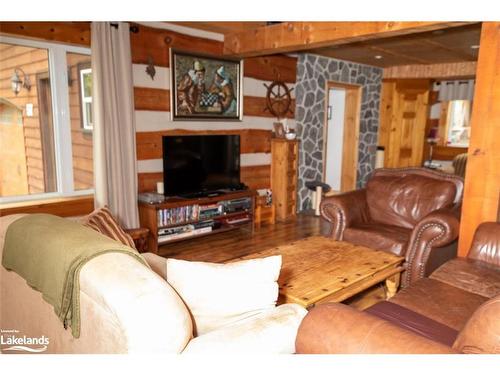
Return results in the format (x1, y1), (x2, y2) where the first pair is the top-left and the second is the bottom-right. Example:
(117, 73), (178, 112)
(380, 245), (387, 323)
(389, 278), (488, 331)
(165, 255), (281, 336)
(182, 304), (306, 354)
(430, 258), (500, 299)
(453, 295), (500, 354)
(343, 223), (411, 256)
(366, 174), (457, 229)
(83, 207), (135, 249)
(366, 301), (459, 346)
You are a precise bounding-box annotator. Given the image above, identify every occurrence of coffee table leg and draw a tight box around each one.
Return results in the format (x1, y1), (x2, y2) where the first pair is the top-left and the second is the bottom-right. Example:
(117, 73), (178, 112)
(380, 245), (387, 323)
(385, 272), (401, 299)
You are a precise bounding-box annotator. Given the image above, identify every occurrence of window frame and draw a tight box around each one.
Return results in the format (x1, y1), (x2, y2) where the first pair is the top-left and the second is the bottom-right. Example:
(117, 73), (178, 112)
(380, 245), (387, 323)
(77, 63), (93, 131)
(0, 35), (93, 204)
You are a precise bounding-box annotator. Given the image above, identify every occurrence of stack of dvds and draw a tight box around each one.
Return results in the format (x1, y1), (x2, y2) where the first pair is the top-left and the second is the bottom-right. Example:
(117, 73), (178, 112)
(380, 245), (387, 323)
(157, 204), (200, 227)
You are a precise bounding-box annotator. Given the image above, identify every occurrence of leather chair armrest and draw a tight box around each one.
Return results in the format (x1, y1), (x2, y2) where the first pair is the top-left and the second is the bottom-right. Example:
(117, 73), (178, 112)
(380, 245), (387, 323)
(319, 189), (369, 240)
(295, 303), (456, 354)
(404, 208), (460, 286)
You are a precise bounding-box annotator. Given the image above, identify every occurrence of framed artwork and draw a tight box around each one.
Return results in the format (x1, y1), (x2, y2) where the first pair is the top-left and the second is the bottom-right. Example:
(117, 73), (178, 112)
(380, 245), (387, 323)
(170, 49), (243, 121)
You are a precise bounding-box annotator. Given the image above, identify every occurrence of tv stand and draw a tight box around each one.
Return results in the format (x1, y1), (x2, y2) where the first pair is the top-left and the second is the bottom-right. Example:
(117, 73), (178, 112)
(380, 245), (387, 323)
(138, 190), (256, 254)
(179, 190), (225, 199)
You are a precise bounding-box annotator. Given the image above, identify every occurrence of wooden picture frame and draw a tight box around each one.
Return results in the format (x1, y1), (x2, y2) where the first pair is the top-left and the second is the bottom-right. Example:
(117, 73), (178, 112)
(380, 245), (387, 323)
(170, 49), (243, 121)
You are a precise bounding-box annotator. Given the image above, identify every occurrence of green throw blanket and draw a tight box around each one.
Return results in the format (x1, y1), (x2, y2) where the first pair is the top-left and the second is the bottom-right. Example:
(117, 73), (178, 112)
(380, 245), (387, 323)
(2, 214), (149, 338)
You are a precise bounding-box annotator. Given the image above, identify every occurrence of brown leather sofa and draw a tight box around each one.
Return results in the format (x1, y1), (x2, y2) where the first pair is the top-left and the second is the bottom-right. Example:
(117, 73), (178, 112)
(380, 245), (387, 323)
(295, 222), (500, 354)
(320, 168), (463, 286)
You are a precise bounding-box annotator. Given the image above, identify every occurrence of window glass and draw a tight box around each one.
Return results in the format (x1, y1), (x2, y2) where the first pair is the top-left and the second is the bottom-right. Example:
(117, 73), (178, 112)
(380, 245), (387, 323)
(446, 100), (472, 147)
(0, 42), (57, 197)
(67, 52), (94, 191)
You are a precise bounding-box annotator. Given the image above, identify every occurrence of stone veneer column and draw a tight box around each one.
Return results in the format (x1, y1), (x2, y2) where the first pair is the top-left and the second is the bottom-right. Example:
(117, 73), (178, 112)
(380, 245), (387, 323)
(294, 54), (383, 210)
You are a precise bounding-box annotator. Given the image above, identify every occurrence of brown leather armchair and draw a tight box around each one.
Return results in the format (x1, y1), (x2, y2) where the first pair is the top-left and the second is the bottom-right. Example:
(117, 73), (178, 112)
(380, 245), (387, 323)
(296, 222), (500, 354)
(320, 168), (463, 286)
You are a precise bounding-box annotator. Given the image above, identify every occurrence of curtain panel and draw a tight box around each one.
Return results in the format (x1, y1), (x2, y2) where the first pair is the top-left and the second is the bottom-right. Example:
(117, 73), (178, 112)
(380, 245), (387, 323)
(91, 22), (139, 228)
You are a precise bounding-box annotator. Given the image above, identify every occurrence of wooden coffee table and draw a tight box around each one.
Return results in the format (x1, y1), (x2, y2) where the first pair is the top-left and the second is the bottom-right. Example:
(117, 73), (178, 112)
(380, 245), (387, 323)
(237, 236), (404, 309)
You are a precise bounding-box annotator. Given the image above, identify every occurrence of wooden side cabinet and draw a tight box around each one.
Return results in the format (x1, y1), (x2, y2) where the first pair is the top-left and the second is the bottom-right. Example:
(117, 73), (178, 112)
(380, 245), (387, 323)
(271, 139), (298, 221)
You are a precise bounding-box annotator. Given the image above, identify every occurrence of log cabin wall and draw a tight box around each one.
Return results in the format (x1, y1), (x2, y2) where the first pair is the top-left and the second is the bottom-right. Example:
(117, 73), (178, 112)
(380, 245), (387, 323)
(1, 22), (298, 197)
(130, 23), (297, 193)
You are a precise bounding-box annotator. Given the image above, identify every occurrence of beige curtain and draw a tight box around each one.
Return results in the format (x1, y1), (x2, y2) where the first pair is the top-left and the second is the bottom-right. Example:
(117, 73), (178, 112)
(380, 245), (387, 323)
(91, 22), (139, 228)
(438, 79), (475, 101)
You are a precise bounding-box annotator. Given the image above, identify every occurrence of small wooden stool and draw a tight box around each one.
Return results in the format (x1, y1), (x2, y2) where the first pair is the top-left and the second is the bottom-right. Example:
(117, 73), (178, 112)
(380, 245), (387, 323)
(255, 196), (276, 227)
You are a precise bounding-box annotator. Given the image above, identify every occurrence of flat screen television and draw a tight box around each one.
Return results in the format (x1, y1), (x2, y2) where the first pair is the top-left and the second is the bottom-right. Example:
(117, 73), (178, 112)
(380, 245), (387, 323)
(162, 135), (241, 197)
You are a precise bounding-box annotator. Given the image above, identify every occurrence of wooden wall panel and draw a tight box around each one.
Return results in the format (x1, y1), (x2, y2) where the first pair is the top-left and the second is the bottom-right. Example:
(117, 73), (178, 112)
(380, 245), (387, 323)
(243, 96), (295, 119)
(384, 61), (477, 79)
(138, 165), (271, 193)
(244, 55), (297, 83)
(130, 23), (223, 67)
(458, 22), (500, 256)
(0, 195), (94, 217)
(0, 22), (91, 46)
(240, 165), (271, 190)
(134, 87), (170, 111)
(133, 88), (295, 118)
(136, 129), (272, 160)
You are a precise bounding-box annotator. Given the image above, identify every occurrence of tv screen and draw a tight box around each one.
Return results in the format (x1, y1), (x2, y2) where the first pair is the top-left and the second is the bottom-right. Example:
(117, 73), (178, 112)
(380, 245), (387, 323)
(162, 135), (241, 196)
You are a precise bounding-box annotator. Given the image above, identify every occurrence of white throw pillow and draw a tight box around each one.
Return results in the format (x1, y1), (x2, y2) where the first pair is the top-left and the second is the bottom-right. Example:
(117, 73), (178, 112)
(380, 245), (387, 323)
(166, 255), (282, 336)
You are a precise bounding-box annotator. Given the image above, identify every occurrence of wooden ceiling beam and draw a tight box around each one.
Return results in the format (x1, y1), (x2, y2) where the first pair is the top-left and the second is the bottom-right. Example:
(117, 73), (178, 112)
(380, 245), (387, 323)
(223, 21), (472, 57)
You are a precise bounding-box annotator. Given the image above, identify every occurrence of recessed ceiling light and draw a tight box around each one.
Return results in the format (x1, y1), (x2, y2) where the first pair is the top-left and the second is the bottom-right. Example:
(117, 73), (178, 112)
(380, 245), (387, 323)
(470, 45), (480, 49)
(374, 55), (383, 60)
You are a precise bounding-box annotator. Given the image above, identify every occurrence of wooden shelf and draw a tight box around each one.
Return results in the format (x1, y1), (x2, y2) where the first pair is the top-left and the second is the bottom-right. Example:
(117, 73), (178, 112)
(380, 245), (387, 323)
(138, 190), (256, 253)
(157, 210), (251, 230)
(158, 225), (243, 246)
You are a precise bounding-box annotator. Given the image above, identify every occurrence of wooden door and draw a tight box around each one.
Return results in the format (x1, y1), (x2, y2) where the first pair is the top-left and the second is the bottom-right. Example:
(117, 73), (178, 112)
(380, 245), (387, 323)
(379, 79), (431, 168)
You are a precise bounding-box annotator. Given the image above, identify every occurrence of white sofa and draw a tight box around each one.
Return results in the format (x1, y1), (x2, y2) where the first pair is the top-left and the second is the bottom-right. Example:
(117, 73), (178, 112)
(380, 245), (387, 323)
(0, 214), (306, 354)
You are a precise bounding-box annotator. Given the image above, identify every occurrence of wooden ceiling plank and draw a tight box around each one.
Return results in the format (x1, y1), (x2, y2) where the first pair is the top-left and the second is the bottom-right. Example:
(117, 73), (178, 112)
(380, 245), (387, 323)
(223, 21), (471, 57)
(366, 44), (432, 64)
(420, 38), (477, 61)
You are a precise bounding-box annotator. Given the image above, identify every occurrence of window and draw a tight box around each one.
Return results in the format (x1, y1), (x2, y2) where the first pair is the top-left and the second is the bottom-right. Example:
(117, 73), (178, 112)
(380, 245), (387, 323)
(0, 36), (93, 203)
(78, 64), (93, 131)
(445, 100), (472, 147)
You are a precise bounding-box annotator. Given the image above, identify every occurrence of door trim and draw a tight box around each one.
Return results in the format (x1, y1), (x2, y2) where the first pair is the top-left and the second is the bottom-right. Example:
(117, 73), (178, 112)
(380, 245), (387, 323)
(322, 81), (362, 192)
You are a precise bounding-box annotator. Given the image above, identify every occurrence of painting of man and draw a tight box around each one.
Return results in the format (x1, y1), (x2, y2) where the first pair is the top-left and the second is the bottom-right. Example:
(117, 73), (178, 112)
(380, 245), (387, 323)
(171, 50), (242, 120)
(208, 66), (236, 114)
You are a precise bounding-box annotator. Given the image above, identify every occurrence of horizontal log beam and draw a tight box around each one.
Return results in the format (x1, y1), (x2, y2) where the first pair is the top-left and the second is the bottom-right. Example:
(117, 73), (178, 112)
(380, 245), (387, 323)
(224, 21), (471, 57)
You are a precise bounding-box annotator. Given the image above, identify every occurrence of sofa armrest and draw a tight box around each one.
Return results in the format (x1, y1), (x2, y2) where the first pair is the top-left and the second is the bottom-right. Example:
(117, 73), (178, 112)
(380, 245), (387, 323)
(404, 208), (460, 286)
(319, 189), (369, 240)
(183, 304), (307, 354)
(141, 252), (168, 279)
(79, 253), (192, 353)
(295, 303), (456, 354)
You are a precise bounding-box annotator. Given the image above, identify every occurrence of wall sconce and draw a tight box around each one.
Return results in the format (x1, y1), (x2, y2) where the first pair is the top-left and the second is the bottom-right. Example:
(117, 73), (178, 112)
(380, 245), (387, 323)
(11, 68), (31, 95)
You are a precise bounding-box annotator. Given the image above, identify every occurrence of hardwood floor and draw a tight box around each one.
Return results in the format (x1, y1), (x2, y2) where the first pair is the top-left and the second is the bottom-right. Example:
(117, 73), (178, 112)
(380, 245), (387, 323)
(157, 212), (387, 310)
(158, 212), (328, 262)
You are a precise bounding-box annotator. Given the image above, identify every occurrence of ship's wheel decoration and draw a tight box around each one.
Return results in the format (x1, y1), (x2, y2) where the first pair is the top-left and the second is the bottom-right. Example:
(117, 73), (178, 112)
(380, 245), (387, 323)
(263, 80), (294, 119)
